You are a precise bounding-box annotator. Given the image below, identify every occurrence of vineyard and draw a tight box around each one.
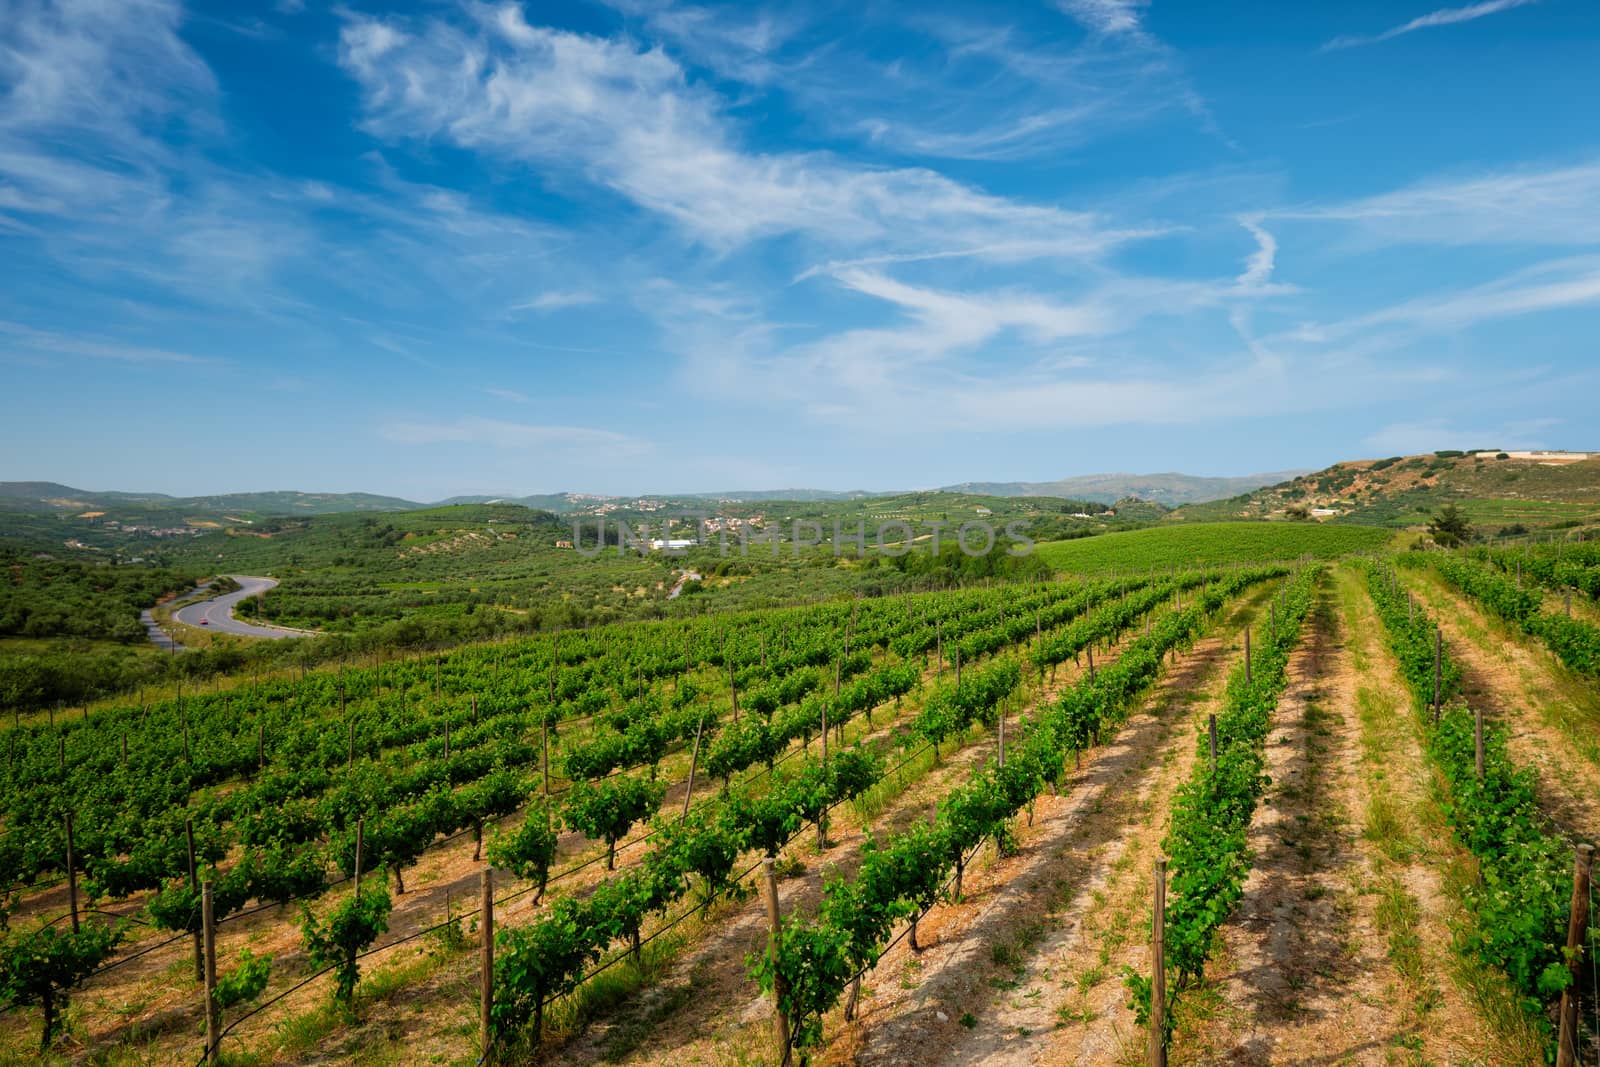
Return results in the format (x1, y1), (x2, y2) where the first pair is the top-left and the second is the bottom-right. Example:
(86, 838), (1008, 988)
(1031, 522), (1392, 573)
(1, 536), (1598, 1066)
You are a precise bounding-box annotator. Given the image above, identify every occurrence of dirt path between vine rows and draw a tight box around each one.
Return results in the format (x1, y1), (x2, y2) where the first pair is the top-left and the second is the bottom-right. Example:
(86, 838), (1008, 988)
(824, 585), (1277, 1067)
(1014, 589), (1275, 1067)
(865, 600), (1263, 1066)
(1180, 580), (1405, 1063)
(540, 592), (1224, 1067)
(1404, 571), (1600, 844)
(1301, 566), (1539, 1066)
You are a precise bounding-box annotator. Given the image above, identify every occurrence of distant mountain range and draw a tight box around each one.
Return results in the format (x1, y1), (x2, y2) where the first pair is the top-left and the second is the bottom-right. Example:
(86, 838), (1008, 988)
(9, 453), (1597, 547)
(0, 468), (1308, 521)
(939, 470), (1313, 506)
(0, 482), (418, 516)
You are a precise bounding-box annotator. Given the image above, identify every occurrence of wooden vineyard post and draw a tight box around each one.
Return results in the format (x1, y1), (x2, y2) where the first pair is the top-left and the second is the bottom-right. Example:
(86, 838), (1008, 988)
(844, 969), (862, 1022)
(542, 716), (551, 798)
(1555, 844), (1593, 1067)
(354, 817), (365, 900)
(1407, 591), (1413, 624)
(64, 813), (79, 934)
(997, 703), (1005, 768)
(481, 869), (495, 1067)
(1149, 858), (1167, 1067)
(955, 648), (962, 689)
(818, 704), (829, 850)
(911, 803), (936, 950)
(1208, 715), (1218, 776)
(683, 713), (705, 818)
(936, 619), (943, 681)
(760, 858), (792, 1067)
(1433, 627), (1443, 723)
(1087, 643), (1095, 682)
(186, 817), (203, 981)
(203, 881), (219, 1066)
(1474, 708), (1485, 780)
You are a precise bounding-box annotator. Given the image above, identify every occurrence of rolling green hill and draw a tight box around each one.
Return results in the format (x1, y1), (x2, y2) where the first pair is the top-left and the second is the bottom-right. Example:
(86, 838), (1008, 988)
(1172, 451), (1600, 534)
(0, 482), (422, 515)
(1034, 521), (1392, 573)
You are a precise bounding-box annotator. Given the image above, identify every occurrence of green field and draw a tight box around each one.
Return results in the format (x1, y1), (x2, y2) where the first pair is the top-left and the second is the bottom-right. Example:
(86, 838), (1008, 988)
(1034, 521), (1392, 573)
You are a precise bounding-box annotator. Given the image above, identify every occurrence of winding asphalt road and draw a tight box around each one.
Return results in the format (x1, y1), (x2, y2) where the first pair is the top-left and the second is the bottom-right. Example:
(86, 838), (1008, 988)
(170, 576), (309, 639)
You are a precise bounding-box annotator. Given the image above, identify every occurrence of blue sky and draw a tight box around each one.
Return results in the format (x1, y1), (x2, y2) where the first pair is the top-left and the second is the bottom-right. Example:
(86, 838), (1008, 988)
(1, 0), (1597, 500)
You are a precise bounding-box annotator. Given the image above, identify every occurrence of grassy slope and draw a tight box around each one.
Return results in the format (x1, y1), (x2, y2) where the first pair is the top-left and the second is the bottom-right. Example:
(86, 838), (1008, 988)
(1173, 452), (1600, 532)
(1034, 521), (1390, 573)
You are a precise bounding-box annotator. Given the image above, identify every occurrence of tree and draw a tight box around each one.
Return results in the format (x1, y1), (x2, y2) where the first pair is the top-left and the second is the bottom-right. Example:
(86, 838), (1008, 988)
(0, 921), (124, 1050)
(1428, 504), (1474, 548)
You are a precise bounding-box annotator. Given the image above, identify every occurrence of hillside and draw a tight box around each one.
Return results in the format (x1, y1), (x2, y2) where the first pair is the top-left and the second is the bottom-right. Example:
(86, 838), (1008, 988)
(1033, 521), (1391, 572)
(943, 469), (1310, 506)
(0, 482), (421, 518)
(1174, 450), (1600, 532)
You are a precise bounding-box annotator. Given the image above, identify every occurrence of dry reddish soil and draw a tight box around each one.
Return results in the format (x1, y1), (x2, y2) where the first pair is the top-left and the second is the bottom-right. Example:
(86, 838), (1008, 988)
(829, 587), (1278, 1067)
(1406, 572), (1600, 844)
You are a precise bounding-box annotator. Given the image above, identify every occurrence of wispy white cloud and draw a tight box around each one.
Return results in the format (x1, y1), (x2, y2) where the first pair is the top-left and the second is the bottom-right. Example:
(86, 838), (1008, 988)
(1056, 0), (1149, 39)
(512, 290), (600, 313)
(1362, 417), (1557, 455)
(482, 387), (529, 403)
(380, 416), (647, 453)
(1352, 258), (1600, 332)
(1236, 217), (1277, 289)
(665, 253), (1355, 436)
(1272, 257), (1600, 349)
(1324, 0), (1538, 51)
(0, 0), (216, 138)
(1276, 160), (1600, 246)
(0, 320), (214, 365)
(336, 5), (1141, 262)
(843, 6), (1215, 162)
(679, 309), (1436, 434)
(600, 0), (802, 85)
